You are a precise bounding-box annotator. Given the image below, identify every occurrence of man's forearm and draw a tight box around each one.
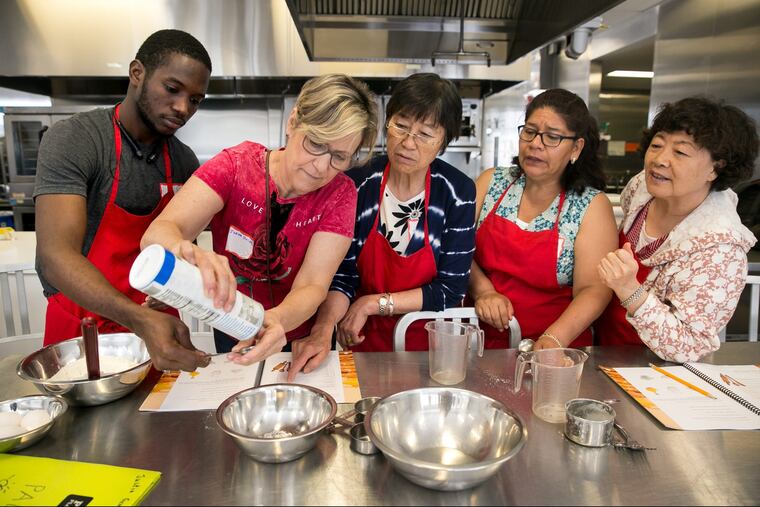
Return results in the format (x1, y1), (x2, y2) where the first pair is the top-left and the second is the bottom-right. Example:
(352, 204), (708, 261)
(40, 251), (145, 329)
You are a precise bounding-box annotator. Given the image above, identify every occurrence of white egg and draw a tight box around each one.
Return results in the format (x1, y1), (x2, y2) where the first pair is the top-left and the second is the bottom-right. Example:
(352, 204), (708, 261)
(20, 410), (52, 431)
(0, 412), (23, 427)
(0, 424), (23, 439)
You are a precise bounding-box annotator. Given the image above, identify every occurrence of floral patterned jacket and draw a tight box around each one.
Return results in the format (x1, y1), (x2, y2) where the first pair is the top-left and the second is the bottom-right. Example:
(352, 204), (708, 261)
(622, 171), (756, 362)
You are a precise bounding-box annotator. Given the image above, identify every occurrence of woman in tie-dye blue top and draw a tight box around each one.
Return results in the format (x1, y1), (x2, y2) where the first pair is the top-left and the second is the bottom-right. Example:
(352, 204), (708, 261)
(333, 154), (476, 306)
(300, 73), (476, 354)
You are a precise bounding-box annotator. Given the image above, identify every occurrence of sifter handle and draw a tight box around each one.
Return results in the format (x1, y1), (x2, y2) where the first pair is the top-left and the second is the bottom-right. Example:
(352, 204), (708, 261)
(81, 317), (101, 380)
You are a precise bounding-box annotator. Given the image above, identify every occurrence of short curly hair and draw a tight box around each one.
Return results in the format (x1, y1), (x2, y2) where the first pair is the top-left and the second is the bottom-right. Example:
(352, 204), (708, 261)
(136, 29), (212, 77)
(641, 97), (759, 191)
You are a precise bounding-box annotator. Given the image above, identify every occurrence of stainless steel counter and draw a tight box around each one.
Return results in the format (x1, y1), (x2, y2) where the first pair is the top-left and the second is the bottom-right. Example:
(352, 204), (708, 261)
(6, 343), (760, 505)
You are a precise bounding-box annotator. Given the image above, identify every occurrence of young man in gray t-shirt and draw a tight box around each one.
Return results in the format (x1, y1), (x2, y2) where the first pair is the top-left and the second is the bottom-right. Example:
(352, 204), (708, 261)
(34, 29), (212, 372)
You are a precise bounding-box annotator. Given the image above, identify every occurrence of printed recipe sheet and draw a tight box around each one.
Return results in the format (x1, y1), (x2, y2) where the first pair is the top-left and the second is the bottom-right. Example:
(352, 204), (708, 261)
(159, 356), (260, 411)
(259, 351), (345, 403)
(614, 366), (760, 430)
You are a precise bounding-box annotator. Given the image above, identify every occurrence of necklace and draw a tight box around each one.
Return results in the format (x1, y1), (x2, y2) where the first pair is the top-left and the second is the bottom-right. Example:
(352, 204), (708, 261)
(263, 150), (275, 307)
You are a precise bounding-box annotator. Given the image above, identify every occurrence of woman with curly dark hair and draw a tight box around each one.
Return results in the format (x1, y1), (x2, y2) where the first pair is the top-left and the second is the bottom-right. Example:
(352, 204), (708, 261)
(469, 88), (618, 349)
(595, 96), (758, 362)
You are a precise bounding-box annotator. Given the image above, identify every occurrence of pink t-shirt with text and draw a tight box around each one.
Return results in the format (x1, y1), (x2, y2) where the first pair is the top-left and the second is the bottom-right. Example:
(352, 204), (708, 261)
(194, 141), (357, 340)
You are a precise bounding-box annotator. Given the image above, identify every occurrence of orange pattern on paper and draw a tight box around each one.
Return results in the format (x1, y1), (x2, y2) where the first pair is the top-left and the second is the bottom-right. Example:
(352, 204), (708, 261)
(153, 371), (179, 393)
(599, 365), (682, 429)
(339, 351), (359, 388)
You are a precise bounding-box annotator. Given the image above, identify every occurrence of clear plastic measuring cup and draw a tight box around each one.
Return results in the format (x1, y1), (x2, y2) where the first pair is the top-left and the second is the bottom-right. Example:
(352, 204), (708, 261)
(513, 348), (588, 423)
(425, 321), (484, 385)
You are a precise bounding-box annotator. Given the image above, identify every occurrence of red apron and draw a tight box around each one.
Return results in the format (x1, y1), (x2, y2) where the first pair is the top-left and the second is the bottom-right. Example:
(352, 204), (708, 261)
(593, 230), (652, 345)
(472, 179), (592, 348)
(594, 202), (658, 346)
(353, 164), (438, 352)
(44, 104), (178, 345)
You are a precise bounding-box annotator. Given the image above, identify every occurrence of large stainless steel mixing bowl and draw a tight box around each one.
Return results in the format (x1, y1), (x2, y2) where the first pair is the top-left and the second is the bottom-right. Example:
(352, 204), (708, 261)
(0, 395), (68, 453)
(216, 383), (337, 463)
(365, 387), (527, 491)
(16, 332), (152, 406)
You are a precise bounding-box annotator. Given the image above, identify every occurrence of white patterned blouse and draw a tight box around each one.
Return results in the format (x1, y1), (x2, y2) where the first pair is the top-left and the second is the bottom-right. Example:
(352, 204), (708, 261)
(622, 171), (756, 362)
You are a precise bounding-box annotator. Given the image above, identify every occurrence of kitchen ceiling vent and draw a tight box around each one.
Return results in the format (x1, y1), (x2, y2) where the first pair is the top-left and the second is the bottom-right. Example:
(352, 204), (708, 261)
(286, 0), (622, 65)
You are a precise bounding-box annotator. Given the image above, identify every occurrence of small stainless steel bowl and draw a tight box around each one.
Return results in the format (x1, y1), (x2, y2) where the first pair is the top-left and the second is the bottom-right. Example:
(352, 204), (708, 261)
(365, 387), (527, 491)
(16, 333), (152, 407)
(0, 395), (68, 453)
(216, 383), (337, 463)
(564, 398), (616, 447)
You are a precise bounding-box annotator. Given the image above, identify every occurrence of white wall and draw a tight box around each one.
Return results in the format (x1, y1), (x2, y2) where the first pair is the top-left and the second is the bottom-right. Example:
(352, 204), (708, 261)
(481, 53), (542, 173)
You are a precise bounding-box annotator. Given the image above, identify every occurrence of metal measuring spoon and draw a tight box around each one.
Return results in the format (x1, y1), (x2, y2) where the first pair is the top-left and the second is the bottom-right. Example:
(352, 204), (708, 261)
(518, 338), (535, 353)
(612, 422), (655, 451)
(205, 345), (256, 358)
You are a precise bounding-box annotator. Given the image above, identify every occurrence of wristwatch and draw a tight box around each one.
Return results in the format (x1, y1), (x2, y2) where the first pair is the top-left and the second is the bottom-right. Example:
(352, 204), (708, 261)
(378, 293), (393, 316)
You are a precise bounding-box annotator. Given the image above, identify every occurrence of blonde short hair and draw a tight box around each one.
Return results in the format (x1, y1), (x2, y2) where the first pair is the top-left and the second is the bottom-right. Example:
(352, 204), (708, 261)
(291, 74), (378, 166)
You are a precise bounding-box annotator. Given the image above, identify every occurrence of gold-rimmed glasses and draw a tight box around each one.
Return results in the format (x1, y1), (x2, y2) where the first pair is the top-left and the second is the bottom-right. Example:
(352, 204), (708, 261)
(386, 121), (441, 147)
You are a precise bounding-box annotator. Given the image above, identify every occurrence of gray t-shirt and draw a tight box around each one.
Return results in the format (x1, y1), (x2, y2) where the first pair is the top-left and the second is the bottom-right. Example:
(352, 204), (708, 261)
(34, 106), (199, 296)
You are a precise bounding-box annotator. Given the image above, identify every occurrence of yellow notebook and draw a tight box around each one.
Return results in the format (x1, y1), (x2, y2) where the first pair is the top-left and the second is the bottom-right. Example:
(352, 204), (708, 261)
(0, 455), (160, 506)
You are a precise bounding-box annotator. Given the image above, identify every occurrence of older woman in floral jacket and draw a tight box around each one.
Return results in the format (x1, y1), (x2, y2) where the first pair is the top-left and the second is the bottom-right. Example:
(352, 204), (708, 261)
(595, 97), (758, 363)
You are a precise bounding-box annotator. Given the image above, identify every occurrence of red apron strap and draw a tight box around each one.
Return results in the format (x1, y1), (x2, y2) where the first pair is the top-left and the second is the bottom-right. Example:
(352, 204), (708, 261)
(109, 104), (124, 204)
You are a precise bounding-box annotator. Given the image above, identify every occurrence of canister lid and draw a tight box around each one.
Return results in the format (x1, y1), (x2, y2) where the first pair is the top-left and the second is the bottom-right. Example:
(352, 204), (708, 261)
(129, 244), (173, 290)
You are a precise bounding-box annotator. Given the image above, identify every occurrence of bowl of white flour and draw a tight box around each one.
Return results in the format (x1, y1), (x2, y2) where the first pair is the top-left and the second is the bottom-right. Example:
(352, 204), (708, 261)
(16, 333), (152, 406)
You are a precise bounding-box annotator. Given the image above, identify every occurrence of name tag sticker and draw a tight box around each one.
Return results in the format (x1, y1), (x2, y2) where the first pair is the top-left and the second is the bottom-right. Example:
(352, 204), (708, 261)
(159, 183), (183, 197)
(557, 235), (566, 257)
(225, 226), (254, 259)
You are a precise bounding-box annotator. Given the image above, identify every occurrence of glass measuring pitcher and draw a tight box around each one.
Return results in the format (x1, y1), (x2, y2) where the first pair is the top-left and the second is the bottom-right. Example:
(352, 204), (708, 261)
(425, 321), (484, 385)
(513, 348), (589, 423)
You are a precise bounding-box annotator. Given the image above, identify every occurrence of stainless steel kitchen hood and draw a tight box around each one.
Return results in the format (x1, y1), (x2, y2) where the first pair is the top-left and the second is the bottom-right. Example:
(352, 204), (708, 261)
(0, 0), (618, 101)
(0, 75), (517, 102)
(285, 0), (623, 65)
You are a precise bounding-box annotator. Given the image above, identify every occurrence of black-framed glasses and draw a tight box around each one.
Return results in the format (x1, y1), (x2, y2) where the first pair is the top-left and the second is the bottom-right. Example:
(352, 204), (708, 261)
(386, 121), (441, 147)
(517, 125), (578, 147)
(302, 136), (357, 170)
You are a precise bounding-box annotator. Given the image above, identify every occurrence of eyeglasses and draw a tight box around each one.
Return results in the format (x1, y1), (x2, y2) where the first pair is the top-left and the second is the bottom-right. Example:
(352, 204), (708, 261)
(386, 121), (441, 147)
(302, 136), (357, 170)
(517, 125), (578, 147)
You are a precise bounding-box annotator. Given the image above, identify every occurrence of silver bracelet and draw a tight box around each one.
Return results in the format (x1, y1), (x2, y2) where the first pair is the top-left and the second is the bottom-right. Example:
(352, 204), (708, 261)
(539, 333), (563, 348)
(619, 285), (645, 308)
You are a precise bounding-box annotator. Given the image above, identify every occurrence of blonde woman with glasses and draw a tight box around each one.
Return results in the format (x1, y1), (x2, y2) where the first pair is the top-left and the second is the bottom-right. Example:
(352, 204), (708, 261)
(141, 74), (378, 376)
(307, 73), (477, 353)
(469, 88), (617, 350)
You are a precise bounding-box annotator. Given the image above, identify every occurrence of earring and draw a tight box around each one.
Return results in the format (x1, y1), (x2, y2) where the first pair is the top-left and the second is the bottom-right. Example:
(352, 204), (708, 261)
(570, 157), (576, 165)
